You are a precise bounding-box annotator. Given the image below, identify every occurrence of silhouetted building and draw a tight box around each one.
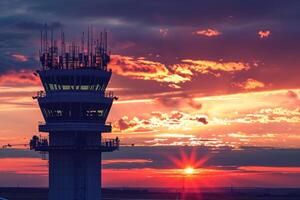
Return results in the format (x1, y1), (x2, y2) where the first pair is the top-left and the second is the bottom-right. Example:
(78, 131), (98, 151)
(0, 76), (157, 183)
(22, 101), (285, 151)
(30, 25), (118, 200)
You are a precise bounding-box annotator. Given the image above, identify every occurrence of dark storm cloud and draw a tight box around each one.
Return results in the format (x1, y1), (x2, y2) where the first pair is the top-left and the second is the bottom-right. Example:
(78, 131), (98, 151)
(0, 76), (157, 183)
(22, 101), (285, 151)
(25, 0), (300, 27)
(0, 32), (29, 48)
(12, 21), (63, 31)
(0, 19), (62, 73)
(0, 0), (299, 96)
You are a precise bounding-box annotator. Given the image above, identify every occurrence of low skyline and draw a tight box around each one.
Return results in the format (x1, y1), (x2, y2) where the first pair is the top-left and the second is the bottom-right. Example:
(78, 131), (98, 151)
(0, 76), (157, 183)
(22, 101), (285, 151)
(0, 0), (300, 188)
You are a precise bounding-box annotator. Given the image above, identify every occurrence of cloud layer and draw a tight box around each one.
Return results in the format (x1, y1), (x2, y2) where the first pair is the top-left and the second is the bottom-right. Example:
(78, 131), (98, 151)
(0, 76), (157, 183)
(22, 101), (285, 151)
(111, 55), (250, 88)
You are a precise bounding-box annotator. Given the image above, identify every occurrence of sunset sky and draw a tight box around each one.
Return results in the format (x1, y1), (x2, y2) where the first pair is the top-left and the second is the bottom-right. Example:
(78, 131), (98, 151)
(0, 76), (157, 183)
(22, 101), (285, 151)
(1, 0), (300, 188)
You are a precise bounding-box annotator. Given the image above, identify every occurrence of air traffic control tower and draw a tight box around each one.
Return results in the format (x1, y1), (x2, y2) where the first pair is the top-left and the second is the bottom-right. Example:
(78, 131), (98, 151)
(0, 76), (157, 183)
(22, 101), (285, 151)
(30, 28), (119, 200)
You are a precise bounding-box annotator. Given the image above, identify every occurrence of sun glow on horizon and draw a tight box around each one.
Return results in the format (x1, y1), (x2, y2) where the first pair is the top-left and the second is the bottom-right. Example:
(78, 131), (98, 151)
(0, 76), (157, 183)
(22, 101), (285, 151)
(184, 167), (195, 175)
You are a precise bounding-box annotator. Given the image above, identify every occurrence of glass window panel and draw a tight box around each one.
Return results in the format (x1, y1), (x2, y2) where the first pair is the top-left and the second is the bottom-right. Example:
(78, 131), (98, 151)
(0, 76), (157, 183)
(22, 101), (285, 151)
(80, 85), (89, 90)
(62, 85), (71, 90)
(49, 84), (54, 90)
(53, 84), (57, 90)
(97, 110), (104, 117)
(70, 76), (75, 90)
(56, 76), (62, 90)
(95, 84), (100, 91)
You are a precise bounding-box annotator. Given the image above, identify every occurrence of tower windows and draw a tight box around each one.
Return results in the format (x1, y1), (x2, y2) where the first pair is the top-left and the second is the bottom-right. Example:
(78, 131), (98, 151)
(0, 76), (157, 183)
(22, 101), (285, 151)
(40, 102), (111, 122)
(42, 75), (109, 92)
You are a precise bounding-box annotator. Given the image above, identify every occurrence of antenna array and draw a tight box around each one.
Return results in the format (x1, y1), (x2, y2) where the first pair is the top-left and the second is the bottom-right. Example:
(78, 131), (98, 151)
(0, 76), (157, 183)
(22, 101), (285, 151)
(39, 25), (110, 70)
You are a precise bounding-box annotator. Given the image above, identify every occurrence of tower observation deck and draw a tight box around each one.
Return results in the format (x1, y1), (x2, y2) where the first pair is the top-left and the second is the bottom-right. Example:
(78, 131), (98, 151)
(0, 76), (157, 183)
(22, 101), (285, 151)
(30, 26), (119, 200)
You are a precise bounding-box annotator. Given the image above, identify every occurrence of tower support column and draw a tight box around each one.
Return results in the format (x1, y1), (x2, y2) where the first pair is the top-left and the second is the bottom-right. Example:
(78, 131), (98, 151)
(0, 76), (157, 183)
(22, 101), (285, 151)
(49, 151), (102, 200)
(48, 132), (102, 200)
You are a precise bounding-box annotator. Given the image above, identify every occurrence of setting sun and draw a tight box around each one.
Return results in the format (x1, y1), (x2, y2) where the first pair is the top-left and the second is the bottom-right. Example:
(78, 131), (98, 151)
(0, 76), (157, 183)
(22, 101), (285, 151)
(184, 167), (195, 175)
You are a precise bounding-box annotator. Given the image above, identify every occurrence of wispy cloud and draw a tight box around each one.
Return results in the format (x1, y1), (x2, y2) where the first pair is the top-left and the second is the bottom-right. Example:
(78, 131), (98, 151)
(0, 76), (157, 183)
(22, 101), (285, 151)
(0, 70), (41, 111)
(219, 107), (300, 124)
(173, 59), (250, 77)
(111, 55), (250, 87)
(258, 30), (271, 38)
(10, 53), (28, 62)
(159, 28), (168, 37)
(103, 159), (152, 165)
(0, 70), (40, 86)
(195, 28), (222, 37)
(110, 55), (190, 87)
(113, 111), (208, 133)
(234, 78), (265, 90)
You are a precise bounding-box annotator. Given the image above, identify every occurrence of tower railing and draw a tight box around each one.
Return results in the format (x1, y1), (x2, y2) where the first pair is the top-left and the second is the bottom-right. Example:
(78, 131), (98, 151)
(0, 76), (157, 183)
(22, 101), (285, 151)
(36, 91), (46, 98)
(104, 91), (114, 98)
(38, 121), (112, 126)
(30, 136), (120, 152)
(34, 90), (116, 99)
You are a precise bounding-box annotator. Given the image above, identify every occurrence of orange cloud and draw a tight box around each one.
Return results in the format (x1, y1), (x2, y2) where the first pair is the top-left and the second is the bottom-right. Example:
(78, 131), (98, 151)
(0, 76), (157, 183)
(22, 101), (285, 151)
(219, 107), (300, 125)
(113, 111), (208, 133)
(227, 132), (275, 139)
(115, 116), (140, 131)
(0, 69), (40, 86)
(145, 134), (226, 147)
(111, 55), (250, 87)
(287, 90), (298, 100)
(159, 28), (168, 37)
(195, 28), (222, 37)
(234, 78), (265, 90)
(102, 159), (152, 165)
(258, 30), (271, 38)
(0, 70), (41, 111)
(173, 59), (249, 77)
(11, 53), (28, 62)
(110, 55), (189, 87)
(255, 107), (300, 123)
